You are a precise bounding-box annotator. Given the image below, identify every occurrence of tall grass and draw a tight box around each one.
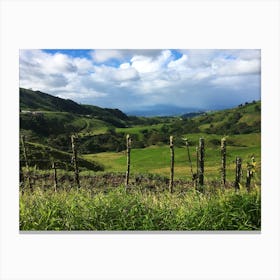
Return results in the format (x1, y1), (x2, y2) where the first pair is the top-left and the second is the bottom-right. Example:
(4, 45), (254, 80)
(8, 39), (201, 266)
(20, 186), (261, 231)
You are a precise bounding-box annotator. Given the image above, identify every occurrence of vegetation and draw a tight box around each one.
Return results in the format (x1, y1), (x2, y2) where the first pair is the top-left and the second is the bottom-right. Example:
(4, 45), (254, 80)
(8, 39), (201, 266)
(20, 88), (260, 159)
(19, 88), (261, 231)
(20, 141), (104, 171)
(85, 135), (261, 181)
(20, 186), (261, 231)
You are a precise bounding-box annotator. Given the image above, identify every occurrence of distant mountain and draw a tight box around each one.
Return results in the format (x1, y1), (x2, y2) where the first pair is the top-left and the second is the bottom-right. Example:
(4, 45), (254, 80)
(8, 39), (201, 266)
(125, 104), (204, 117)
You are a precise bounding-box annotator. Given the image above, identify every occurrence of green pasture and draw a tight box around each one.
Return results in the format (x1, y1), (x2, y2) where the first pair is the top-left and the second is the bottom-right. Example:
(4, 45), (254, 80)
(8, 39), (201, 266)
(77, 118), (109, 136)
(84, 133), (261, 182)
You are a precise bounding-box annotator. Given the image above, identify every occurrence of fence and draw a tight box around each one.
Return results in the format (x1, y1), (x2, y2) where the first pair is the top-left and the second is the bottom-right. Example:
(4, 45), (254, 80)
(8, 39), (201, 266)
(20, 134), (257, 193)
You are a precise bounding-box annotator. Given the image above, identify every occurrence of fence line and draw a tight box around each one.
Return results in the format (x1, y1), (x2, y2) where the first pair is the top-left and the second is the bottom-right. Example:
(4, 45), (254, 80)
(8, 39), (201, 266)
(20, 134), (257, 192)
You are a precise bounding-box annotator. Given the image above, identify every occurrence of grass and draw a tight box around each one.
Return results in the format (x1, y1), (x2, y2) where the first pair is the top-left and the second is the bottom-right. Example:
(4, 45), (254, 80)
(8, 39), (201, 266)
(19, 132), (261, 232)
(77, 118), (110, 136)
(84, 133), (261, 181)
(19, 185), (261, 231)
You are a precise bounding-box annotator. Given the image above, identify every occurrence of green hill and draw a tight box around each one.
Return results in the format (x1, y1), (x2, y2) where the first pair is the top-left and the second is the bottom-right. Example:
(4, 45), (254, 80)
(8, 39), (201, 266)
(20, 141), (104, 171)
(20, 88), (92, 114)
(20, 88), (129, 128)
(20, 87), (261, 166)
(195, 101), (261, 135)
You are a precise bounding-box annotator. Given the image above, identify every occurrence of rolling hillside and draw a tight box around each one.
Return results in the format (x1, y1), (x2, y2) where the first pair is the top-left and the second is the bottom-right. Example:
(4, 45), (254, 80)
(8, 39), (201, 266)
(20, 88), (129, 128)
(20, 141), (104, 171)
(20, 88), (91, 114)
(20, 87), (261, 171)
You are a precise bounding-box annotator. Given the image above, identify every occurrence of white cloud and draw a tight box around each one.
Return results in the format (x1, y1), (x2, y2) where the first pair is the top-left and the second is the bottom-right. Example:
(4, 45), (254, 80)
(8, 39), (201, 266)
(168, 54), (188, 69)
(55, 90), (107, 100)
(130, 50), (172, 74)
(216, 58), (260, 76)
(19, 49), (261, 111)
(90, 49), (166, 64)
(224, 49), (261, 60)
(112, 67), (139, 81)
(74, 58), (94, 74)
(193, 71), (212, 80)
(180, 49), (217, 67)
(90, 50), (124, 63)
(211, 76), (245, 87)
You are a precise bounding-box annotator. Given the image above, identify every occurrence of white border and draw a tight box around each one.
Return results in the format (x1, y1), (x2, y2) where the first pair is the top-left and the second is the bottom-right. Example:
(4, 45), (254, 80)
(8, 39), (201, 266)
(1, 1), (280, 279)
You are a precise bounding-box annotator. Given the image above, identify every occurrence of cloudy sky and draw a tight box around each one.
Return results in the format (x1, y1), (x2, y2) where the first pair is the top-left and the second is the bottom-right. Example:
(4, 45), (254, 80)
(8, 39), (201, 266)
(19, 49), (261, 112)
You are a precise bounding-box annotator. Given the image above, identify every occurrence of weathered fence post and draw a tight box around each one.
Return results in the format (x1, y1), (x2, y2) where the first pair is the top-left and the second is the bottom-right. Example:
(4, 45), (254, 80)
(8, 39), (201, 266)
(246, 169), (252, 191)
(183, 138), (194, 178)
(125, 134), (132, 188)
(246, 156), (256, 191)
(20, 135), (32, 191)
(52, 161), (58, 192)
(221, 137), (226, 186)
(169, 136), (174, 193)
(234, 157), (242, 190)
(71, 135), (80, 188)
(198, 138), (205, 188)
(195, 146), (199, 186)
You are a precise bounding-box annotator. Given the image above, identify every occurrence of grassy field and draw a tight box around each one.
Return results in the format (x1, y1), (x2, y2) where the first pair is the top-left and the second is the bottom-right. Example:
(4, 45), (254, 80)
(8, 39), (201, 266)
(84, 133), (261, 182)
(20, 185), (261, 231)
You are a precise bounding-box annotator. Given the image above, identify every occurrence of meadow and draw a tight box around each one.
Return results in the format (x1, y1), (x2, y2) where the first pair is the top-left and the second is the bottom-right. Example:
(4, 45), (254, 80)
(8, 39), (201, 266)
(84, 133), (261, 182)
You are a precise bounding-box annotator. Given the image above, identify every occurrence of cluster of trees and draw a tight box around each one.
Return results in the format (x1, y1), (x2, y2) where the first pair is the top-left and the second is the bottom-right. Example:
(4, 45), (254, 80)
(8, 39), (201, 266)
(20, 113), (80, 137)
(205, 121), (260, 135)
(204, 110), (260, 135)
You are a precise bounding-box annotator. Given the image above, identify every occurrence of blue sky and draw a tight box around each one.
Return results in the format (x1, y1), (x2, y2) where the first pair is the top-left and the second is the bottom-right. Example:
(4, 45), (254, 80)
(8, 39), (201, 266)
(19, 49), (261, 112)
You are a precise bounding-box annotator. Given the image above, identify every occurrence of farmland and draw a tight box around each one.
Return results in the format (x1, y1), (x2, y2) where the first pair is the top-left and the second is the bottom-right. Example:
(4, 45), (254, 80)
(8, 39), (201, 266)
(19, 88), (261, 231)
(85, 133), (261, 181)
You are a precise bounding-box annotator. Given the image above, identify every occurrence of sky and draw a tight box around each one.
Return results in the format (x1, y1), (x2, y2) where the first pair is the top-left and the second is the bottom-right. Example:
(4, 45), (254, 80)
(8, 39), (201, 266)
(19, 49), (261, 112)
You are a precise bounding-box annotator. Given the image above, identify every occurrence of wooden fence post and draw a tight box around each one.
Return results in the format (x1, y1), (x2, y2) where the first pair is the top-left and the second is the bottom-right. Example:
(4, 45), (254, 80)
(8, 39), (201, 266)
(195, 146), (199, 186)
(169, 136), (174, 193)
(246, 165), (252, 191)
(246, 156), (256, 191)
(246, 170), (252, 191)
(125, 134), (132, 188)
(234, 157), (242, 190)
(71, 135), (80, 188)
(20, 135), (33, 191)
(184, 138), (194, 179)
(52, 162), (58, 192)
(198, 138), (205, 188)
(221, 138), (226, 186)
